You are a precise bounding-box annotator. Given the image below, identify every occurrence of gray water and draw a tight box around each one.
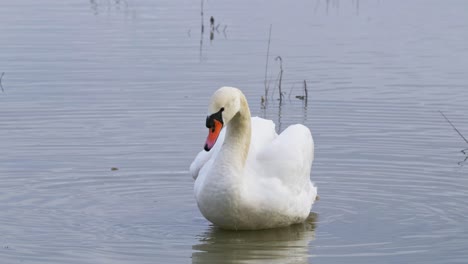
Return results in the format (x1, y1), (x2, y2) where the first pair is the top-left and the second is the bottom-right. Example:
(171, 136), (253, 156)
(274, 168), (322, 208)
(1, 0), (467, 263)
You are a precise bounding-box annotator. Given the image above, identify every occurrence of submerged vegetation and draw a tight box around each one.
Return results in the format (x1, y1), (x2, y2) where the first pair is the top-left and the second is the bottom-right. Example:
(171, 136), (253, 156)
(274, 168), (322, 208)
(439, 111), (468, 165)
(193, 3), (311, 107)
(262, 26), (309, 107)
(197, 0), (228, 60)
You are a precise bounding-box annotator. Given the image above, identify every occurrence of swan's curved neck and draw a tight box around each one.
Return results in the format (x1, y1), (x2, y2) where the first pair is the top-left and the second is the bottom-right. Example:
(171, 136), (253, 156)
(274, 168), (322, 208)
(220, 94), (251, 171)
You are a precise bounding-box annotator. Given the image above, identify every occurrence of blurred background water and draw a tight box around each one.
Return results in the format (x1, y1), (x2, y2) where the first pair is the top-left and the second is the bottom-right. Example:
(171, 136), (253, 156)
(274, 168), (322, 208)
(0, 0), (467, 263)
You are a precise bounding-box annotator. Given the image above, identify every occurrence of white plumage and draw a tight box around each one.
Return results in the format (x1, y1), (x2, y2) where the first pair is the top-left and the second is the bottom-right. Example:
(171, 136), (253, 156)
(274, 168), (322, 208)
(190, 87), (317, 230)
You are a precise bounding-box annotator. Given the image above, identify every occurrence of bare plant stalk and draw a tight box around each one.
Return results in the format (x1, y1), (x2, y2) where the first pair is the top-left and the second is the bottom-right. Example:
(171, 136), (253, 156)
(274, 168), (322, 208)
(199, 0), (204, 61)
(304, 80), (308, 102)
(0, 72), (4, 92)
(275, 56), (283, 102)
(288, 83), (295, 100)
(210, 16), (215, 30)
(200, 0), (204, 34)
(271, 70), (280, 101)
(264, 24), (272, 101)
(439, 111), (468, 145)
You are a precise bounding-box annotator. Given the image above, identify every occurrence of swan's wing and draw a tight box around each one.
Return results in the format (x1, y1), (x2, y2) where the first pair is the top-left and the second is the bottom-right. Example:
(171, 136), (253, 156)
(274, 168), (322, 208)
(249, 117), (278, 153)
(189, 128), (226, 180)
(255, 124), (315, 189)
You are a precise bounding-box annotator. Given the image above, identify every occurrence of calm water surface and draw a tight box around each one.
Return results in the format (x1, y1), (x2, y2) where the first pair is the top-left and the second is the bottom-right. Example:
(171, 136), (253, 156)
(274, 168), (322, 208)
(1, 0), (467, 263)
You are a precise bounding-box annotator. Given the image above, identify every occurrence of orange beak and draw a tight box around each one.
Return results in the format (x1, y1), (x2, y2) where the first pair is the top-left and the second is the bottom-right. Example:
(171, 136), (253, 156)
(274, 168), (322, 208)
(204, 119), (223, 151)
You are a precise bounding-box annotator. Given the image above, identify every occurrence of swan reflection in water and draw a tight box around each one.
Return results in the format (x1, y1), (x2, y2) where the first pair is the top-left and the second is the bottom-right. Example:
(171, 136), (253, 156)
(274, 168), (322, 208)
(192, 212), (318, 264)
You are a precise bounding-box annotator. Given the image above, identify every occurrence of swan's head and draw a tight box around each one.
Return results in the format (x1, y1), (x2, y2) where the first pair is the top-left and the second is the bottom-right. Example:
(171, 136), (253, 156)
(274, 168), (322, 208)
(204, 87), (242, 151)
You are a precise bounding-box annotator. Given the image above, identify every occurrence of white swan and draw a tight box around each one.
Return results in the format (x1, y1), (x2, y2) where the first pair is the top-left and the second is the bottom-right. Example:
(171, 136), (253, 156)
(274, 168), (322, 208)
(190, 87), (317, 230)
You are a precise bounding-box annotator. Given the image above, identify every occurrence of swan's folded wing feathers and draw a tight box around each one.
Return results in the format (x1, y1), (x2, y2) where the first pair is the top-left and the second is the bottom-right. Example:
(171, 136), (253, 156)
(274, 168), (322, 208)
(249, 117), (277, 152)
(256, 124), (314, 188)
